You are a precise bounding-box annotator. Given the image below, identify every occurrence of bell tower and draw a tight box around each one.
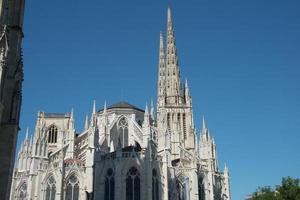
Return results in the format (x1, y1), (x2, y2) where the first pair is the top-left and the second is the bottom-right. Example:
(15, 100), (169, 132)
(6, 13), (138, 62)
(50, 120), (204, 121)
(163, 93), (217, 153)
(157, 8), (195, 160)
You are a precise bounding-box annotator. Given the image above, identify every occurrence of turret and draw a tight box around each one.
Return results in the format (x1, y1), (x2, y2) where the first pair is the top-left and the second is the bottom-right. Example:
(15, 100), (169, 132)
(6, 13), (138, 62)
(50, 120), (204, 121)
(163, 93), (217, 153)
(84, 114), (89, 130)
(142, 103), (151, 144)
(90, 100), (97, 127)
(223, 163), (231, 200)
(199, 116), (219, 171)
(66, 109), (75, 158)
(185, 79), (192, 106)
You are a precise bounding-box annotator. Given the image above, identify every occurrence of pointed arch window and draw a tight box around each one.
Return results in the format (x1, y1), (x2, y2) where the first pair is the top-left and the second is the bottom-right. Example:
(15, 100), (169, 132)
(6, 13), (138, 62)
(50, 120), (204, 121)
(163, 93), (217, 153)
(104, 168), (115, 200)
(126, 167), (140, 200)
(176, 176), (189, 200)
(65, 174), (80, 200)
(45, 176), (56, 200)
(198, 175), (205, 200)
(48, 125), (58, 143)
(17, 182), (27, 200)
(117, 117), (128, 148)
(152, 169), (159, 200)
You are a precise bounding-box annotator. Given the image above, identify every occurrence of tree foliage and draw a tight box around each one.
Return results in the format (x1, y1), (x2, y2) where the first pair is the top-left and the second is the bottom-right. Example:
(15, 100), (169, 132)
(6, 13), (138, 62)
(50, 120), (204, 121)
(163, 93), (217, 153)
(252, 177), (300, 200)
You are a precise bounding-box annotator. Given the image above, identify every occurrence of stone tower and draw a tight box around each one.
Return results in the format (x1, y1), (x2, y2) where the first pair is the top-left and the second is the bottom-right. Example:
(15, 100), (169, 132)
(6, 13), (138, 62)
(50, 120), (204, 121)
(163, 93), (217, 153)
(0, 0), (25, 199)
(157, 7), (195, 160)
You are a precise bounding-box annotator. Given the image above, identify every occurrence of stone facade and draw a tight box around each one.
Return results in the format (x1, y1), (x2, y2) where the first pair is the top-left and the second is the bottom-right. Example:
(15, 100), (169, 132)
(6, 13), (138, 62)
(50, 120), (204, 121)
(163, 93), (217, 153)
(10, 8), (231, 200)
(0, 0), (25, 199)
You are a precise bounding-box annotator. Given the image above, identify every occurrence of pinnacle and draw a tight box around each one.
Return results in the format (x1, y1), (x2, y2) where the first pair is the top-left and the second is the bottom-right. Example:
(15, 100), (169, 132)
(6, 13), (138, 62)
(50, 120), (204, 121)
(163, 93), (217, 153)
(202, 115), (207, 129)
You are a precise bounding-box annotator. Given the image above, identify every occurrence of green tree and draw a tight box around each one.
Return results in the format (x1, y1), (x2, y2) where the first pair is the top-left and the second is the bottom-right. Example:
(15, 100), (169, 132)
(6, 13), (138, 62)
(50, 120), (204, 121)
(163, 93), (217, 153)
(252, 186), (276, 200)
(276, 177), (300, 200)
(251, 177), (300, 200)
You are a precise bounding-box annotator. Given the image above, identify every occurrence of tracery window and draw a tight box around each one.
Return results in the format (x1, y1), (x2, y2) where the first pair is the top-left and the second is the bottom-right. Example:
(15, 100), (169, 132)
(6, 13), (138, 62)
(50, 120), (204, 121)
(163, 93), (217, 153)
(152, 169), (159, 200)
(17, 182), (27, 200)
(104, 168), (115, 200)
(48, 125), (58, 143)
(45, 176), (56, 200)
(117, 117), (128, 148)
(126, 167), (140, 200)
(65, 174), (80, 200)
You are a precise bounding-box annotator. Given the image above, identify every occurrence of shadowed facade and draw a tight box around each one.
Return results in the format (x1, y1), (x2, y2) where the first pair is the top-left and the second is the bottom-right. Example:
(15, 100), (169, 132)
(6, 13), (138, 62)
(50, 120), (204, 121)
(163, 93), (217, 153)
(0, 0), (25, 199)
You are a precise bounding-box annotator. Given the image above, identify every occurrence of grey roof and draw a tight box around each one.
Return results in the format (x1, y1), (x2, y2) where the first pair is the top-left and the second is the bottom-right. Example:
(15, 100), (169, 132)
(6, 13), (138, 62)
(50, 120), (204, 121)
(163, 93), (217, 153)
(99, 101), (144, 112)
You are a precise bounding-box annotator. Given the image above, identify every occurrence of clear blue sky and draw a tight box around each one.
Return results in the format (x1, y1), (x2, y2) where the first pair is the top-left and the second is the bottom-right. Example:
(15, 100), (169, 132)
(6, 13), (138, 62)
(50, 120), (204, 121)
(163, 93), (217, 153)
(18, 1), (300, 199)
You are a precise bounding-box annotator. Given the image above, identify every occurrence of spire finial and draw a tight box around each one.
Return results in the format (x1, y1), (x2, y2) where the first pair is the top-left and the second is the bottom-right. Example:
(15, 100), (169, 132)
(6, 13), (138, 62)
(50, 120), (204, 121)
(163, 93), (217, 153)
(84, 114), (89, 130)
(25, 127), (29, 141)
(202, 115), (207, 129)
(167, 6), (172, 24)
(70, 108), (74, 120)
(150, 98), (154, 118)
(145, 102), (149, 114)
(224, 163), (229, 175)
(93, 100), (96, 115)
(104, 101), (107, 113)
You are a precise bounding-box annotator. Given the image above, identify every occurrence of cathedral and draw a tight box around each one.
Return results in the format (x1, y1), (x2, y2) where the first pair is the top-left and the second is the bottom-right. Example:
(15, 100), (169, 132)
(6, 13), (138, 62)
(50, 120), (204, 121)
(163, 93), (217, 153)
(10, 8), (231, 200)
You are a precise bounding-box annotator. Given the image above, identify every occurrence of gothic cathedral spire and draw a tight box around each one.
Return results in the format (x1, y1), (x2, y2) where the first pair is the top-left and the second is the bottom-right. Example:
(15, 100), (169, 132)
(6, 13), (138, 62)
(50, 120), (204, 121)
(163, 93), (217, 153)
(165, 7), (182, 105)
(157, 31), (166, 108)
(157, 7), (195, 156)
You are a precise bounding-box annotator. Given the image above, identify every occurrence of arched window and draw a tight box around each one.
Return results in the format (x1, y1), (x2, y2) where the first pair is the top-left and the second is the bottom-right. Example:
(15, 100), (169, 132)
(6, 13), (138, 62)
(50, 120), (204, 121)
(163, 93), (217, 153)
(48, 125), (58, 143)
(104, 168), (115, 200)
(176, 176), (189, 200)
(65, 174), (80, 200)
(152, 169), (159, 200)
(198, 175), (205, 200)
(126, 167), (140, 200)
(117, 117), (128, 148)
(45, 176), (56, 200)
(17, 182), (27, 200)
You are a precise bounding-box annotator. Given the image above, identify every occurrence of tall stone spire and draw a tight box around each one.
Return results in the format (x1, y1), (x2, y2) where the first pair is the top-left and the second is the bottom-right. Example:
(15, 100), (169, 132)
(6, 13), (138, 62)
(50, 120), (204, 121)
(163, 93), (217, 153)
(165, 7), (182, 105)
(157, 31), (166, 108)
(157, 7), (196, 154)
